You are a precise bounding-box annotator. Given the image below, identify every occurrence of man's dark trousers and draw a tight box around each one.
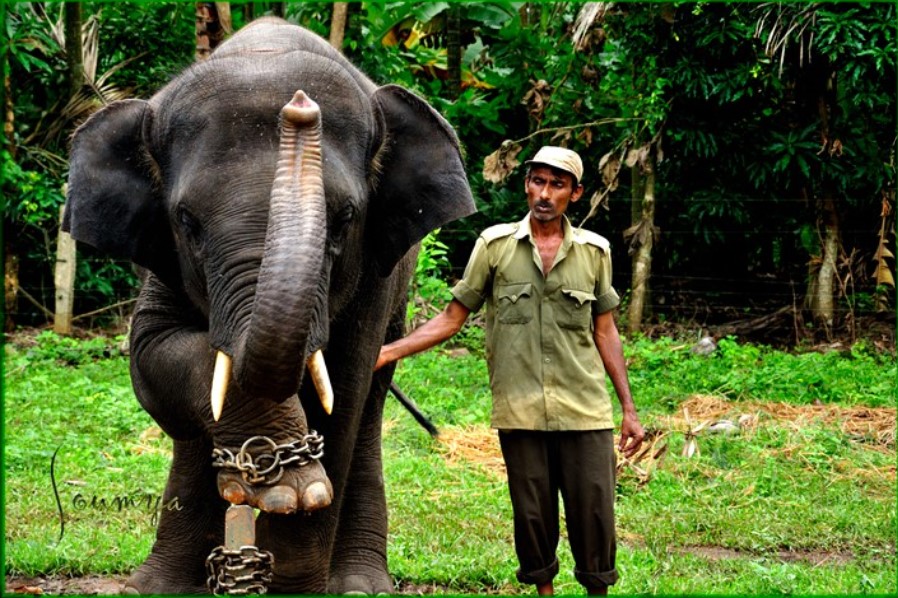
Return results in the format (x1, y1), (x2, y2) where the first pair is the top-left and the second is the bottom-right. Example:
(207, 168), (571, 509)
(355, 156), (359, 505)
(498, 429), (619, 589)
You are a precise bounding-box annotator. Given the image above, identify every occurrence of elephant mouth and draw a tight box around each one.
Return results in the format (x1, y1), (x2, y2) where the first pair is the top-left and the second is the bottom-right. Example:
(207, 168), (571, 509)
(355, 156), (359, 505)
(211, 349), (334, 421)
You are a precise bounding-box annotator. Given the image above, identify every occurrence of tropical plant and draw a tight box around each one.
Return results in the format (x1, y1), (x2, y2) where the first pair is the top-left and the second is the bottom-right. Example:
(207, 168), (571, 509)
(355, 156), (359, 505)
(3, 3), (193, 328)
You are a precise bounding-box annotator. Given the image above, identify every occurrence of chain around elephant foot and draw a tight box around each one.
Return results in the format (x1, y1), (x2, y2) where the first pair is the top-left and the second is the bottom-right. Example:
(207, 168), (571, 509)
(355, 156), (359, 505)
(213, 434), (333, 513)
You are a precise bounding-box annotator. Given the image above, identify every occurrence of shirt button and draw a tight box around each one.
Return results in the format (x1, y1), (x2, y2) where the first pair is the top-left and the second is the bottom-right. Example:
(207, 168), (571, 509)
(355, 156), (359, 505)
(544, 358), (551, 363)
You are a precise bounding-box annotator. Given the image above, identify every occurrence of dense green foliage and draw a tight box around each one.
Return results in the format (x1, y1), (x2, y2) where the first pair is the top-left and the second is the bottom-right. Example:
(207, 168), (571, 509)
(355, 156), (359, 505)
(3, 2), (194, 325)
(3, 2), (895, 335)
(5, 332), (895, 593)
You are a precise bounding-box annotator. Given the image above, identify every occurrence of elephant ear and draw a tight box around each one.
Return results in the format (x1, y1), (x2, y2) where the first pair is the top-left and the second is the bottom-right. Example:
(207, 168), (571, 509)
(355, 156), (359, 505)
(64, 99), (180, 289)
(370, 85), (476, 276)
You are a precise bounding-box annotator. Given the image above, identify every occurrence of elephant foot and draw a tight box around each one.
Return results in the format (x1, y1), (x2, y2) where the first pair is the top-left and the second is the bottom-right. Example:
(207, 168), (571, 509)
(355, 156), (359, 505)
(217, 458), (333, 514)
(123, 553), (208, 594)
(328, 570), (394, 595)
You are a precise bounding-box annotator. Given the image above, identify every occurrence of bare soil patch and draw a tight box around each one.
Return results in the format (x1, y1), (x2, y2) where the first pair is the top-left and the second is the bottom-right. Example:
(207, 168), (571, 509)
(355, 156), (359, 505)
(669, 546), (856, 566)
(5, 575), (127, 595)
(3, 575), (454, 596)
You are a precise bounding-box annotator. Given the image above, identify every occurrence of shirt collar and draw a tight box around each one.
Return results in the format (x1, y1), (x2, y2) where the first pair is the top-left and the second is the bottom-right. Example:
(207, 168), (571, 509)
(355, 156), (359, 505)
(514, 213), (574, 246)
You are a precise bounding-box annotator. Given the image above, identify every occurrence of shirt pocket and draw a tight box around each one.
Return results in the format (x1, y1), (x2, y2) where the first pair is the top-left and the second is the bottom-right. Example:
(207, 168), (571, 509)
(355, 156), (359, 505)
(558, 288), (596, 330)
(497, 282), (534, 325)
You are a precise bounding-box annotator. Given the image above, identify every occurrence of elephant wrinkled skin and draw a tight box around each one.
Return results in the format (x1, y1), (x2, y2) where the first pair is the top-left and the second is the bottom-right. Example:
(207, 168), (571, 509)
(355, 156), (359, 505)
(63, 18), (474, 594)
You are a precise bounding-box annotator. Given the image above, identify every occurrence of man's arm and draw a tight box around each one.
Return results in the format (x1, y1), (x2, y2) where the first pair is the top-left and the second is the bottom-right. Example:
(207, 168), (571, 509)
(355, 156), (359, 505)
(375, 299), (472, 370)
(593, 310), (645, 457)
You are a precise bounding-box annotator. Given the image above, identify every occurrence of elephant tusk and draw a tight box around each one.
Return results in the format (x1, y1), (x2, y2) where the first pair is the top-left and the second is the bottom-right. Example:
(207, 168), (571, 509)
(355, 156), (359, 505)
(306, 350), (333, 415)
(211, 351), (233, 421)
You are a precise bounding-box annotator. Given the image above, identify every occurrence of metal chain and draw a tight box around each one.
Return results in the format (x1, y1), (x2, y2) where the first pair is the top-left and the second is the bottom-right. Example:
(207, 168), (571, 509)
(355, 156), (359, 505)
(211, 433), (324, 486)
(206, 545), (274, 595)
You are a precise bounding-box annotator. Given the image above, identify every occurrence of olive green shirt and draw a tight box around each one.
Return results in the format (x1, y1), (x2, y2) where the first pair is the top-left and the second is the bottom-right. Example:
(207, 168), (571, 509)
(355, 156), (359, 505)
(451, 214), (620, 431)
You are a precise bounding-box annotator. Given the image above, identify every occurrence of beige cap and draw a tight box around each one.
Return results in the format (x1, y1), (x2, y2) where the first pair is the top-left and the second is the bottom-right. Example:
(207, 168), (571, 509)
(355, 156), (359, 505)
(525, 146), (584, 183)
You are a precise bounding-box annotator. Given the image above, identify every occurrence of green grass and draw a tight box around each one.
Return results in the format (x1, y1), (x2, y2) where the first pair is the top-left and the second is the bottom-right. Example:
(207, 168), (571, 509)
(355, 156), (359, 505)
(4, 333), (169, 575)
(4, 331), (896, 594)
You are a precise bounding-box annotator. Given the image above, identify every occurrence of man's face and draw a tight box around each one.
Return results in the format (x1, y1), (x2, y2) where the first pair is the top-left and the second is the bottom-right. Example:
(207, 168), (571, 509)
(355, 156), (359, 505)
(525, 165), (584, 224)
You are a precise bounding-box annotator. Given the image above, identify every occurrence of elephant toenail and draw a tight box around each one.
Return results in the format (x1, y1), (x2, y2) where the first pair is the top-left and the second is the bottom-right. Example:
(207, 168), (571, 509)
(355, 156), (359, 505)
(221, 481), (247, 505)
(302, 481), (333, 511)
(258, 485), (299, 514)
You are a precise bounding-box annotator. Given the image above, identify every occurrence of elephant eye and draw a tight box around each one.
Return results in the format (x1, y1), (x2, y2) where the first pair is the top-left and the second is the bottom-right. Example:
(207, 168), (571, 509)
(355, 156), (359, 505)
(327, 204), (355, 257)
(177, 206), (203, 246)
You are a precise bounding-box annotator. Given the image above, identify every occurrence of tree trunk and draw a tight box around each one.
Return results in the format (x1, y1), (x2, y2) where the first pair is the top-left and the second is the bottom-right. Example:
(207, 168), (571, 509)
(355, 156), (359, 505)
(4, 242), (19, 332)
(54, 204), (77, 335)
(806, 68), (841, 339)
(4, 53), (14, 158)
(329, 3), (348, 51)
(520, 3), (540, 28)
(64, 2), (85, 97)
(195, 3), (226, 61)
(809, 196), (840, 338)
(446, 3), (461, 100)
(215, 3), (232, 37)
(270, 2), (285, 18)
(628, 159), (655, 334)
(4, 4), (17, 330)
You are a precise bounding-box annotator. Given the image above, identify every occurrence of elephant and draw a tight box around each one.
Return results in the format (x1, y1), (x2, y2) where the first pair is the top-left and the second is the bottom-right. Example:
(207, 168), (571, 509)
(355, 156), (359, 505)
(63, 17), (475, 594)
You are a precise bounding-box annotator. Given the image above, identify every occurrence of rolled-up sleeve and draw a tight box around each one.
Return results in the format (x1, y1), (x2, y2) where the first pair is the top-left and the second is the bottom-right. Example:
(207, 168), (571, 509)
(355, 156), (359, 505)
(451, 236), (491, 312)
(593, 248), (620, 315)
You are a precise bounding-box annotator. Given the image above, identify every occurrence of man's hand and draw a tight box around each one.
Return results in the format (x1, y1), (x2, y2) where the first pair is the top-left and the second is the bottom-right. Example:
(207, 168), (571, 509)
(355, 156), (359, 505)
(374, 348), (391, 371)
(373, 299), (472, 372)
(618, 411), (645, 458)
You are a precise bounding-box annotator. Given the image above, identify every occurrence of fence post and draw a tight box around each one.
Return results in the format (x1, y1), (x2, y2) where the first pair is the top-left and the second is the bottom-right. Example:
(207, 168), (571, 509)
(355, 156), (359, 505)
(54, 202), (76, 335)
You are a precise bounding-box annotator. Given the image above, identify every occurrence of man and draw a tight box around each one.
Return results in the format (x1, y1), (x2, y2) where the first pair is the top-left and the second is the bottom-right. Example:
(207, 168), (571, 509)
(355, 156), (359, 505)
(376, 146), (644, 595)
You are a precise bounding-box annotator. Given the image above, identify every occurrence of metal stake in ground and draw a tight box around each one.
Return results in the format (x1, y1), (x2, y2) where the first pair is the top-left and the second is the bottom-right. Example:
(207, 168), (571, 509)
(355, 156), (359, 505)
(206, 505), (273, 595)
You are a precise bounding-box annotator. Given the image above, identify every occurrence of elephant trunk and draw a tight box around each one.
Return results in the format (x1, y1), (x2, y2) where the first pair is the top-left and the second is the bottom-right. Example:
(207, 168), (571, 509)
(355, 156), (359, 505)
(233, 90), (327, 402)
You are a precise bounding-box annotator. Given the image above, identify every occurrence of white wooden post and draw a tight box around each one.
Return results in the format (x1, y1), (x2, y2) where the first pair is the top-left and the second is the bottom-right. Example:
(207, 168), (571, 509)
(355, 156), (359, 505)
(54, 202), (77, 335)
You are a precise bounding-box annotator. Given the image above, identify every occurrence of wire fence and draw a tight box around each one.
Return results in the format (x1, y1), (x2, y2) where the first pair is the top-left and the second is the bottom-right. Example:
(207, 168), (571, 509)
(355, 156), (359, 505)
(7, 257), (892, 338)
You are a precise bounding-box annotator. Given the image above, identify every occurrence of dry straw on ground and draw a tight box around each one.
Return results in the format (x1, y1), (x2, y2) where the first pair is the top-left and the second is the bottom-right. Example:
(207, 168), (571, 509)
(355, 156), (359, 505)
(433, 395), (896, 486)
(664, 394), (896, 452)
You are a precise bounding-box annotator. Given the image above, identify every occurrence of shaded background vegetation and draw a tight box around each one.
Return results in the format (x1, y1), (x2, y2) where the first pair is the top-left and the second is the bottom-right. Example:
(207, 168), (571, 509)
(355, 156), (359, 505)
(3, 2), (895, 346)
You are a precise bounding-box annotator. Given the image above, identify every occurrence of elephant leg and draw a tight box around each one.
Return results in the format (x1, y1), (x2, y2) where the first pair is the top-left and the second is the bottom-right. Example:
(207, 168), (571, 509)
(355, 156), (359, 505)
(124, 436), (225, 594)
(257, 317), (394, 593)
(326, 292), (410, 595)
(255, 508), (335, 593)
(326, 364), (393, 595)
(212, 393), (333, 515)
(254, 375), (356, 592)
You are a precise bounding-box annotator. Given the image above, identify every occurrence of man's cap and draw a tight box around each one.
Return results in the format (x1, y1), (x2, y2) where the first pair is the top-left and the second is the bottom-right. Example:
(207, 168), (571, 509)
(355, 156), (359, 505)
(525, 146), (584, 183)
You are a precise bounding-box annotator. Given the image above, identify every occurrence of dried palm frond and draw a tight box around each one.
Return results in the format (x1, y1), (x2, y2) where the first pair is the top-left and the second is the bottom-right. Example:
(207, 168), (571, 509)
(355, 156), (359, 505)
(663, 394), (896, 451)
(27, 7), (139, 147)
(616, 428), (669, 486)
(754, 3), (818, 76)
(81, 14), (99, 83)
(482, 140), (524, 185)
(873, 191), (896, 290)
(572, 3), (614, 52)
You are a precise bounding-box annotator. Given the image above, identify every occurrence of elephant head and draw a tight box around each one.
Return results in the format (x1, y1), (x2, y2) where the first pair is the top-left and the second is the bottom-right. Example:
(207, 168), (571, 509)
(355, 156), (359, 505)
(62, 18), (474, 594)
(65, 18), (473, 413)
